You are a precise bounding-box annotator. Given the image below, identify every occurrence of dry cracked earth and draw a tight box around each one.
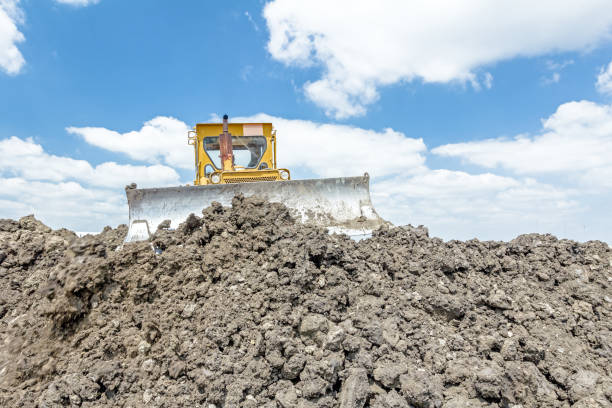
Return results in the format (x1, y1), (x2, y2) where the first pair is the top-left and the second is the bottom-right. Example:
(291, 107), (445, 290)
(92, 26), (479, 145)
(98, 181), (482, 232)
(0, 196), (610, 407)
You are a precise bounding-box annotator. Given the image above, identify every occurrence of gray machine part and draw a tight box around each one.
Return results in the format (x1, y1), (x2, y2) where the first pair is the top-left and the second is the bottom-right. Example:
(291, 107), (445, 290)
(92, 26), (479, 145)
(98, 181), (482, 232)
(124, 174), (388, 243)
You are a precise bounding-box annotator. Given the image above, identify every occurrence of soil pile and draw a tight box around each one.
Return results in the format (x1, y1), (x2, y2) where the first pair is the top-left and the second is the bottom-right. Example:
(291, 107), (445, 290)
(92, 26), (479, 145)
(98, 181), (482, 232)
(0, 196), (610, 408)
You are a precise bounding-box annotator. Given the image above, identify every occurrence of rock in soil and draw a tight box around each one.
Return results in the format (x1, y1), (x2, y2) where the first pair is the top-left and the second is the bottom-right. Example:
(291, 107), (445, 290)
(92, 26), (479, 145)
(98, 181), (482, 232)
(0, 196), (610, 407)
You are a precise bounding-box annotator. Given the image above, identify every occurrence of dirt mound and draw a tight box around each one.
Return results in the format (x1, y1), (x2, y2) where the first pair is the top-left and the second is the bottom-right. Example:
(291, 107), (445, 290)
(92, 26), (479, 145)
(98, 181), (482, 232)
(0, 196), (610, 408)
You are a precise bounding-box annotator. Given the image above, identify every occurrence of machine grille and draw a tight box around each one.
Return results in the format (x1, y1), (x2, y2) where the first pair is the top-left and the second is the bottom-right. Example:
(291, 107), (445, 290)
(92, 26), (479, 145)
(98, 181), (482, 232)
(223, 176), (279, 183)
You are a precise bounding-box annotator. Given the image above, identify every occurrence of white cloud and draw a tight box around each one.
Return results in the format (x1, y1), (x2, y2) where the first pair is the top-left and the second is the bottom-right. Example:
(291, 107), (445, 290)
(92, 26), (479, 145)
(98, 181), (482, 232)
(0, 135), (182, 231)
(54, 0), (99, 6)
(75, 113), (427, 179)
(542, 59), (573, 85)
(264, 0), (612, 118)
(0, 177), (126, 231)
(232, 113), (427, 178)
(92, 162), (180, 189)
(483, 72), (493, 90)
(0, 0), (25, 74)
(372, 172), (582, 241)
(71, 114), (511, 193)
(0, 136), (180, 188)
(433, 100), (612, 187)
(373, 171), (578, 222)
(596, 60), (612, 95)
(67, 116), (193, 170)
(244, 11), (259, 32)
(374, 169), (519, 199)
(546, 59), (574, 71)
(543, 72), (561, 85)
(0, 0), (99, 76)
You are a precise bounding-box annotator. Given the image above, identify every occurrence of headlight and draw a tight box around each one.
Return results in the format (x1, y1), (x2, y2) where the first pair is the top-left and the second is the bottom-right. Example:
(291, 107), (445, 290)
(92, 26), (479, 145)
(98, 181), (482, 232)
(211, 174), (221, 184)
(279, 170), (289, 180)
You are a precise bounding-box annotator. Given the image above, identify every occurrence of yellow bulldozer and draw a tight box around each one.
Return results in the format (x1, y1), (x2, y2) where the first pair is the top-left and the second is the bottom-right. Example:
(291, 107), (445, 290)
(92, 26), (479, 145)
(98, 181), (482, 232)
(124, 115), (386, 242)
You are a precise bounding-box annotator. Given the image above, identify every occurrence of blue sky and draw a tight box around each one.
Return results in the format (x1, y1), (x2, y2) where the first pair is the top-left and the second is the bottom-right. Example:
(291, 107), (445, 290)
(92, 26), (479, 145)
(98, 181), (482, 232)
(1, 0), (612, 242)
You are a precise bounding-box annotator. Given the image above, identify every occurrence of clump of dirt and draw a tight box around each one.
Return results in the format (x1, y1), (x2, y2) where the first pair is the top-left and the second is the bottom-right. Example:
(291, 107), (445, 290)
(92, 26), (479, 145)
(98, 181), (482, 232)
(0, 196), (610, 408)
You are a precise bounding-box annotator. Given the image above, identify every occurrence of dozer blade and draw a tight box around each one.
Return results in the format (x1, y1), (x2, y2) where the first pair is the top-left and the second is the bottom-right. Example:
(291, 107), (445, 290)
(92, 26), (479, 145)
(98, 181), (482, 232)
(124, 174), (388, 242)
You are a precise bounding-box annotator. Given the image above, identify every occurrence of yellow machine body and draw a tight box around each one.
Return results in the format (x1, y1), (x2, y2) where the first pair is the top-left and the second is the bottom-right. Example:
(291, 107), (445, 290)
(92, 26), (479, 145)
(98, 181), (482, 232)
(189, 122), (290, 185)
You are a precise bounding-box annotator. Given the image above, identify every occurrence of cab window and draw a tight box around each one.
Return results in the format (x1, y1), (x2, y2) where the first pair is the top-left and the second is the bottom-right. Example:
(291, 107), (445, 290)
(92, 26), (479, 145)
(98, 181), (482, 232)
(203, 136), (267, 169)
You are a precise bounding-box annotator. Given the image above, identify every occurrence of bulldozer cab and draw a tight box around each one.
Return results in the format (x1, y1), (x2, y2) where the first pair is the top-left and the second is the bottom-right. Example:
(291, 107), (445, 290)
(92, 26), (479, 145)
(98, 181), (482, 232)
(189, 120), (286, 185)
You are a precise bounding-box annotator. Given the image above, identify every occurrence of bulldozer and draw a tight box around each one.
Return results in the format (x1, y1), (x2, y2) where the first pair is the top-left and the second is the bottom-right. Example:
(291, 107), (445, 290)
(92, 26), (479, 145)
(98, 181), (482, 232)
(124, 115), (387, 242)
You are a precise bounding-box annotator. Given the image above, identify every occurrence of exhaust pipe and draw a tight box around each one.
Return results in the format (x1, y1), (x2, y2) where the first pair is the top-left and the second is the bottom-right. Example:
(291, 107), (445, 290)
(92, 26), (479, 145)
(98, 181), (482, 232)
(219, 114), (234, 171)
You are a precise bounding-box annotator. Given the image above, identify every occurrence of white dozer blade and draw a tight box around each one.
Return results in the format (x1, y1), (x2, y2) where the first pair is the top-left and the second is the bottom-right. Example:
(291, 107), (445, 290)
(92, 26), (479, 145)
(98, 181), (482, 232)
(124, 174), (388, 243)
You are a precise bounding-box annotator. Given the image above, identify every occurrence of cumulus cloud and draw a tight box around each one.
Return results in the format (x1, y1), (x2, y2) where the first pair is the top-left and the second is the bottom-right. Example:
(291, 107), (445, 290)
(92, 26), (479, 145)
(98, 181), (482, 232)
(0, 135), (182, 231)
(374, 170), (519, 199)
(71, 114), (427, 178)
(264, 0), (612, 118)
(0, 0), (99, 76)
(0, 177), (126, 232)
(372, 172), (581, 241)
(542, 59), (574, 85)
(542, 72), (561, 85)
(432, 100), (612, 189)
(546, 60), (575, 71)
(67, 117), (193, 170)
(596, 60), (612, 95)
(0, 136), (180, 188)
(232, 113), (427, 178)
(0, 0), (25, 74)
